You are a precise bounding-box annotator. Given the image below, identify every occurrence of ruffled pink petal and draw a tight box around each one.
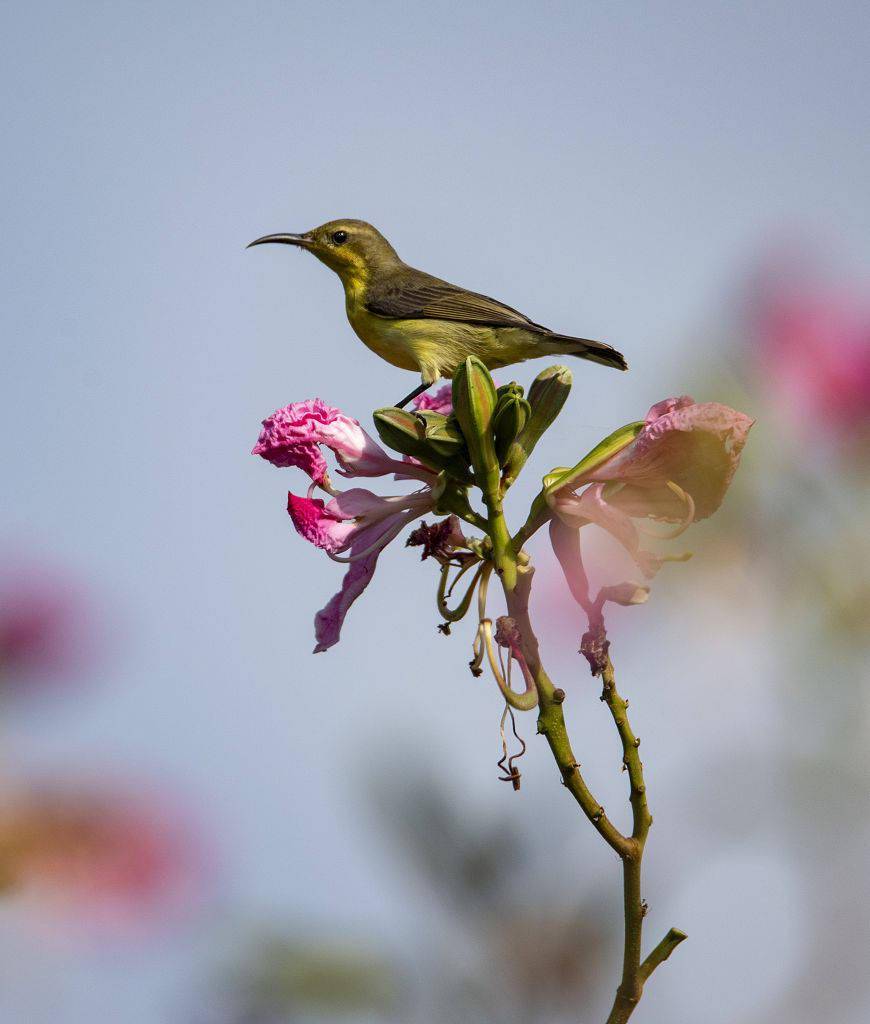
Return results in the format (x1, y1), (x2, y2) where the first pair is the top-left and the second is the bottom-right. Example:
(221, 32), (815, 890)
(253, 399), (400, 482)
(412, 384), (453, 415)
(286, 493), (356, 554)
(582, 400), (754, 520)
(313, 517), (398, 653)
(644, 396), (695, 424)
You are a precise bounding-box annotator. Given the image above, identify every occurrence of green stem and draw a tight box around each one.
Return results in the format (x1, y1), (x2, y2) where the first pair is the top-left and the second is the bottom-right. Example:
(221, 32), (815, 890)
(484, 491), (517, 591)
(502, 565), (629, 855)
(493, 555), (684, 1023)
(639, 928), (688, 983)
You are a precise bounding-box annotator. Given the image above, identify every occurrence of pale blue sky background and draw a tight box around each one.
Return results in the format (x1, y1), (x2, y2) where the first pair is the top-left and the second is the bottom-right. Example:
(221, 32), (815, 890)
(2, 2), (869, 1021)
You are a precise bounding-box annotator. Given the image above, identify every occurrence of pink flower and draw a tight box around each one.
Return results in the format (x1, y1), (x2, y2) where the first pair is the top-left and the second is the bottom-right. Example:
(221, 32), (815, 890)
(287, 487), (435, 651)
(0, 782), (205, 936)
(0, 560), (95, 695)
(412, 383), (453, 415)
(547, 397), (753, 602)
(253, 399), (431, 486)
(754, 275), (870, 434)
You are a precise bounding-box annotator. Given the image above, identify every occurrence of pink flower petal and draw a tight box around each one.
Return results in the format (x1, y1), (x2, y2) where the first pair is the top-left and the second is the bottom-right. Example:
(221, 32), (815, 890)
(325, 488), (418, 521)
(253, 399), (399, 482)
(286, 493), (355, 554)
(313, 517), (399, 653)
(548, 517), (591, 609)
(574, 399), (754, 521)
(575, 484), (645, 570)
(412, 383), (453, 415)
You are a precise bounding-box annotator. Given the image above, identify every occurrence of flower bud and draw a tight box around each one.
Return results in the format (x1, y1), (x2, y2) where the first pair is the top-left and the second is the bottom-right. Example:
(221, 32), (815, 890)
(495, 381), (525, 401)
(372, 407), (424, 457)
(452, 358), (516, 589)
(502, 365), (572, 484)
(493, 393), (531, 464)
(414, 411), (469, 459)
(373, 408), (472, 482)
(451, 357), (499, 490)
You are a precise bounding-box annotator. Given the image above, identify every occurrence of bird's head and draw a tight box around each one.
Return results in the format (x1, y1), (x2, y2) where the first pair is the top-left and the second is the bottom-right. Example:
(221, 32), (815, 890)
(247, 219), (399, 284)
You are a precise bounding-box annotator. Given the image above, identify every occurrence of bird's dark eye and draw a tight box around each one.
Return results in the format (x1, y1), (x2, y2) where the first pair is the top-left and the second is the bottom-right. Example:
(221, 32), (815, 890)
(332, 230), (348, 245)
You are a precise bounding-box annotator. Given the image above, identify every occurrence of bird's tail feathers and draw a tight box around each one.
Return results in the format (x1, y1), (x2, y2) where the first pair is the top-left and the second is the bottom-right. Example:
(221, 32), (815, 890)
(543, 333), (628, 371)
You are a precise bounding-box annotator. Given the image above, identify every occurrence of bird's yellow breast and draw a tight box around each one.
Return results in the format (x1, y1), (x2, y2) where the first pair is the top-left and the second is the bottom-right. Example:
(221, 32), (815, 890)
(343, 284), (527, 383)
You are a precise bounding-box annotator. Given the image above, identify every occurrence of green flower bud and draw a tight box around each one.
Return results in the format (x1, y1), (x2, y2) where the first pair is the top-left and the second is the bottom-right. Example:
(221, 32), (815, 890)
(495, 381), (525, 401)
(373, 407), (472, 482)
(414, 410), (469, 459)
(372, 407), (425, 458)
(493, 394), (531, 464)
(502, 365), (573, 485)
(451, 357), (499, 488)
(452, 357), (516, 589)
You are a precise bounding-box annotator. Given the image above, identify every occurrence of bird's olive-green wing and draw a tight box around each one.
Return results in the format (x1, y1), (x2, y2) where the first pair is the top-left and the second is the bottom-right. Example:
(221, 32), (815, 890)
(365, 273), (547, 331)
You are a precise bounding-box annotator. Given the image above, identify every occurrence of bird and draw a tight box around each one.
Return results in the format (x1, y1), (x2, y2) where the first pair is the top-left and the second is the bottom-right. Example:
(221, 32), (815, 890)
(248, 219), (627, 408)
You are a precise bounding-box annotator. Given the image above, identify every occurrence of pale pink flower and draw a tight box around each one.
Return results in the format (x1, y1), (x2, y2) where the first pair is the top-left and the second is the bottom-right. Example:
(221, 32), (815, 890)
(754, 276), (870, 433)
(287, 487), (435, 652)
(0, 783), (205, 935)
(252, 399), (431, 485)
(412, 383), (453, 415)
(0, 560), (94, 695)
(548, 397), (753, 602)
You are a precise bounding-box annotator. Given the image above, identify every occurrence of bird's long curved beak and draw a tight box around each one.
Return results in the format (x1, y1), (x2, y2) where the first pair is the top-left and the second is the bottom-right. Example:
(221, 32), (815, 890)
(246, 233), (312, 249)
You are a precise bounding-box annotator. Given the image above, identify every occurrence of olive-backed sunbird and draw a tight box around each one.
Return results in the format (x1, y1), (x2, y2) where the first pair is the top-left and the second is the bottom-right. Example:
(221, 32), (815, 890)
(248, 219), (627, 407)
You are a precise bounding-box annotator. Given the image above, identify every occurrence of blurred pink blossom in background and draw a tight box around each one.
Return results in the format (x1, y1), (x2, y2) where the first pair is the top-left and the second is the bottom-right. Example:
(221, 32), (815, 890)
(751, 264), (870, 436)
(0, 558), (95, 697)
(0, 781), (206, 938)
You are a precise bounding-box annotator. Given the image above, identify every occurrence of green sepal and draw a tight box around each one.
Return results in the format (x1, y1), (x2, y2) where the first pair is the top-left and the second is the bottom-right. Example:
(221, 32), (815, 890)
(542, 420), (644, 499)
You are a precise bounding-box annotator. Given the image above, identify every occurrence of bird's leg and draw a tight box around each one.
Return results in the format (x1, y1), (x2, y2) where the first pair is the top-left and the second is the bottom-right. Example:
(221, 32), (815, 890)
(395, 381), (431, 409)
